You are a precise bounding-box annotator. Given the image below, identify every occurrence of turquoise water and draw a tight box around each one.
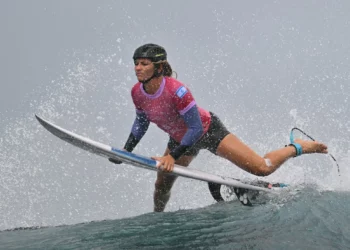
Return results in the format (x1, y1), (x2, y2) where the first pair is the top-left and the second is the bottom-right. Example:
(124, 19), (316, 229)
(1, 187), (349, 250)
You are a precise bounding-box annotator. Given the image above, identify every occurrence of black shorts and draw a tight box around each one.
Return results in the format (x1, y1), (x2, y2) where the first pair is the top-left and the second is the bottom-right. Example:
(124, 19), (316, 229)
(167, 112), (230, 157)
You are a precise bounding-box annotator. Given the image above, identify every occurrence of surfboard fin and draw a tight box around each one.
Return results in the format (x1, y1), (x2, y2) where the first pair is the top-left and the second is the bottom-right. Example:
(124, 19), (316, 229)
(208, 180), (288, 206)
(208, 182), (224, 202)
(233, 188), (253, 206)
(108, 158), (123, 164)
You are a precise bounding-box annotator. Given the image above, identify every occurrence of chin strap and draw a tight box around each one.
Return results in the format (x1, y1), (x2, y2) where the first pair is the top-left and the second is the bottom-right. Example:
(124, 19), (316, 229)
(141, 63), (163, 84)
(289, 127), (340, 177)
(141, 74), (157, 84)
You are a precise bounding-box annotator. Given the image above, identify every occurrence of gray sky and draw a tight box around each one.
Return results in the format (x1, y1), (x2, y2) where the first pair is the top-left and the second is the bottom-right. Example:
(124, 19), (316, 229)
(1, 1), (349, 133)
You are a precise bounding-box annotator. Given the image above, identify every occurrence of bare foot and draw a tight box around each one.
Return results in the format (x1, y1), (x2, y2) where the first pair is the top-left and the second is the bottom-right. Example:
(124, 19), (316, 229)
(294, 139), (328, 154)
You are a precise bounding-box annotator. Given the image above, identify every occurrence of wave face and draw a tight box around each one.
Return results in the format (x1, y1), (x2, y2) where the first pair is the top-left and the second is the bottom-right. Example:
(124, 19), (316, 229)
(1, 1), (350, 248)
(1, 188), (350, 249)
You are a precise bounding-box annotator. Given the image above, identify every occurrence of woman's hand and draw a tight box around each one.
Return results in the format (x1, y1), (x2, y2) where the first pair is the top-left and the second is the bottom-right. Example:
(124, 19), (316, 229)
(152, 154), (175, 172)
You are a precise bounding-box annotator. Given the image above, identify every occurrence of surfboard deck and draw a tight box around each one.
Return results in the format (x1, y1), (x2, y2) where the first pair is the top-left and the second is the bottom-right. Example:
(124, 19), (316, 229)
(35, 114), (273, 194)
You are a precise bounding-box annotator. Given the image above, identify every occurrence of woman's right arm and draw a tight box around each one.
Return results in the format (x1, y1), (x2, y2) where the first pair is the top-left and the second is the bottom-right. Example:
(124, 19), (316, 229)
(123, 111), (150, 152)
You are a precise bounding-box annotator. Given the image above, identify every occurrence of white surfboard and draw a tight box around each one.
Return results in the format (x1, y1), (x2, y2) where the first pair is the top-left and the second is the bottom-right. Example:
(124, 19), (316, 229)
(35, 114), (273, 193)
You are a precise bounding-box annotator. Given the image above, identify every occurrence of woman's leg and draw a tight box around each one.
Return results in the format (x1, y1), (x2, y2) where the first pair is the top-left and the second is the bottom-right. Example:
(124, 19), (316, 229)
(216, 134), (328, 176)
(154, 147), (195, 212)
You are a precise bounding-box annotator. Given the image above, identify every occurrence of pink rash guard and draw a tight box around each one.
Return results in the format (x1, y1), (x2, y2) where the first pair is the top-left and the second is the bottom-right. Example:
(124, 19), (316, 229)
(131, 77), (211, 143)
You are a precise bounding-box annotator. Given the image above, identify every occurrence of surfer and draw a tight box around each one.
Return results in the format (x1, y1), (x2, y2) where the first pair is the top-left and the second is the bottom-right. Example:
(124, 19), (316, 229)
(121, 43), (328, 212)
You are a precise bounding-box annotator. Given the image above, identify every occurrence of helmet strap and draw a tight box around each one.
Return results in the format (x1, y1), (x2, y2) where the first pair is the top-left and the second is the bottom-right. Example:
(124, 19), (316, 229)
(141, 63), (162, 84)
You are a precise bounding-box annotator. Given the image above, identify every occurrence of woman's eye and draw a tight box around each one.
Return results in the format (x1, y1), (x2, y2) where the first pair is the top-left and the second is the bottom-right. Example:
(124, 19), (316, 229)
(134, 61), (150, 66)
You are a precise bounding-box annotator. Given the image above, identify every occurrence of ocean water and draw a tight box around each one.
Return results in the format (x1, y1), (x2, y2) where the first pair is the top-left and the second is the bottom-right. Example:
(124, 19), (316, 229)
(1, 187), (350, 250)
(1, 1), (350, 249)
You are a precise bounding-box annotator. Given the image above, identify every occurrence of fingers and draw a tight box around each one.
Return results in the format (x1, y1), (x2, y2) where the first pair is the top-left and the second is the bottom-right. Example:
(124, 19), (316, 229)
(159, 159), (174, 172)
(152, 156), (175, 172)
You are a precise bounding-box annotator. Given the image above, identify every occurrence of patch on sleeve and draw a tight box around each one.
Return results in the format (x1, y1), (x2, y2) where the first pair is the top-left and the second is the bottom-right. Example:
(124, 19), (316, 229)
(176, 86), (188, 98)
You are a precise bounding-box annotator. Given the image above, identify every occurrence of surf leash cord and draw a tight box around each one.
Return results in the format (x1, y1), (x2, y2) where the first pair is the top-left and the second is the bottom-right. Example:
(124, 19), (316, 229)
(289, 127), (340, 176)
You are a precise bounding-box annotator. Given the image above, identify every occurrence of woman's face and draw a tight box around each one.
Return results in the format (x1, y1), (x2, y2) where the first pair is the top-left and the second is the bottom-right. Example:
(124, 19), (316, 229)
(134, 58), (154, 82)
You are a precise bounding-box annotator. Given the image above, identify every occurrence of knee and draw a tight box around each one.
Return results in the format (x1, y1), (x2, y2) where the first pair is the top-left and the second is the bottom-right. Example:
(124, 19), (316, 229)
(254, 168), (271, 177)
(251, 159), (273, 177)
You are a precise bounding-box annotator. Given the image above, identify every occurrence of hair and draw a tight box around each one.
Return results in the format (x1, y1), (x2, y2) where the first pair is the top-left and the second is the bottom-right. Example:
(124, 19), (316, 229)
(154, 60), (177, 79)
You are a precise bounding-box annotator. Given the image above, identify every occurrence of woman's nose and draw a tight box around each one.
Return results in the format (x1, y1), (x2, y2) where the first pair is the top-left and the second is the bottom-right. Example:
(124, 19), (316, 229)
(135, 64), (141, 71)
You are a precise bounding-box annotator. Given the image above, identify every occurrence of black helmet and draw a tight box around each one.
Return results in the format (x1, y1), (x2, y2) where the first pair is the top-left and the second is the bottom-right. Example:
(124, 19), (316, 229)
(133, 43), (167, 62)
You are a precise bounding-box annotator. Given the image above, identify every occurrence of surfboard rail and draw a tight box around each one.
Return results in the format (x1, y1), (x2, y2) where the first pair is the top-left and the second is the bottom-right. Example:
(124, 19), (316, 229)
(35, 114), (273, 193)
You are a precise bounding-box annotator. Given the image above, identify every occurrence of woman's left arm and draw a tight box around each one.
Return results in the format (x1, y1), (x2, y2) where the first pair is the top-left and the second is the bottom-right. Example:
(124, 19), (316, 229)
(168, 105), (204, 160)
